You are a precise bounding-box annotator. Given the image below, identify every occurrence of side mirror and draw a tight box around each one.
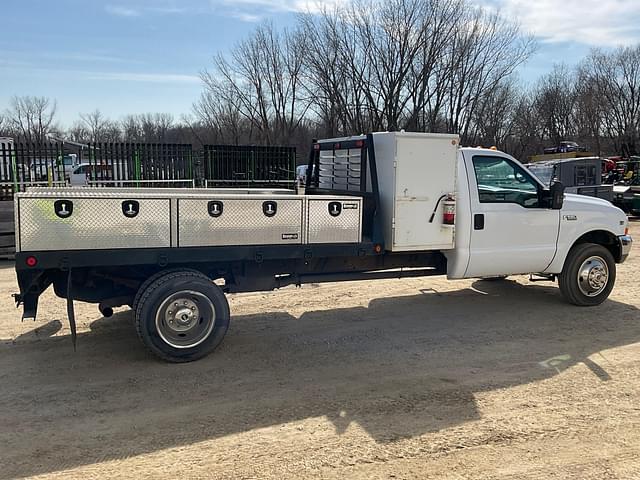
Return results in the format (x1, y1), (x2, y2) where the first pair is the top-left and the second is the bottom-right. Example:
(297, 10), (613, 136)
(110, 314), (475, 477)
(549, 181), (565, 210)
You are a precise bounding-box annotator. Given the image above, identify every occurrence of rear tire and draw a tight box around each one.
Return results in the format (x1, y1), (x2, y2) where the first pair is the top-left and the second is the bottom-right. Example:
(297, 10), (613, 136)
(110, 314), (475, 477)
(132, 268), (203, 313)
(135, 270), (230, 362)
(558, 243), (616, 306)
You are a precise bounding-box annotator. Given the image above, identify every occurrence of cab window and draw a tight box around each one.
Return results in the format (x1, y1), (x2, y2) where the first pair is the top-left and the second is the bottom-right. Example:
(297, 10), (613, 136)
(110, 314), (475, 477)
(473, 156), (540, 208)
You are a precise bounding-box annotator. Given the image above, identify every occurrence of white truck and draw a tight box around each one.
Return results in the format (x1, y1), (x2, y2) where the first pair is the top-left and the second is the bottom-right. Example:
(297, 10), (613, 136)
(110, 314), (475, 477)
(13, 132), (632, 362)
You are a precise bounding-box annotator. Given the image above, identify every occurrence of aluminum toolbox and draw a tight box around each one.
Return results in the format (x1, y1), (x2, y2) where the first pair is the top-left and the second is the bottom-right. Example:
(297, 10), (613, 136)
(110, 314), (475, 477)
(16, 188), (364, 252)
(16, 190), (171, 252)
(178, 195), (304, 247)
(306, 196), (362, 243)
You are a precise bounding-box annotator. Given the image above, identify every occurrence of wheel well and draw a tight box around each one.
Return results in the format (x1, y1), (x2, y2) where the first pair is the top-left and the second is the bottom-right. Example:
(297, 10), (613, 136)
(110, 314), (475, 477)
(573, 230), (621, 262)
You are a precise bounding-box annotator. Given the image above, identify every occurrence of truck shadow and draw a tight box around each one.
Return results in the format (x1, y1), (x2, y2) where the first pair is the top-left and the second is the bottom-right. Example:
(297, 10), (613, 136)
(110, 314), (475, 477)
(1, 281), (639, 478)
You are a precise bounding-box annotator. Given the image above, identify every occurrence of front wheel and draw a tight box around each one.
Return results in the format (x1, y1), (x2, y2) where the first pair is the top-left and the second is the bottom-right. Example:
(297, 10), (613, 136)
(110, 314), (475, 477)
(558, 243), (616, 306)
(135, 270), (230, 362)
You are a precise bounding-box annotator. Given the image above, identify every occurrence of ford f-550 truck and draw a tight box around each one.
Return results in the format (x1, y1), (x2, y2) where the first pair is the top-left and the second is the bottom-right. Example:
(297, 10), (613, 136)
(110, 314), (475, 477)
(13, 132), (632, 362)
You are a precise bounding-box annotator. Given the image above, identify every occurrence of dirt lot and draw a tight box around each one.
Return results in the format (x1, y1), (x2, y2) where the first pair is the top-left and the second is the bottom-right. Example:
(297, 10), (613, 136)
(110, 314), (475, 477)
(0, 221), (639, 479)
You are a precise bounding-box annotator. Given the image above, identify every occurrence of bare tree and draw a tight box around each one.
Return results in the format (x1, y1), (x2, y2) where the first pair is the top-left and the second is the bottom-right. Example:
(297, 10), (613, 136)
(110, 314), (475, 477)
(580, 46), (640, 155)
(121, 115), (142, 142)
(574, 66), (605, 155)
(80, 109), (107, 143)
(119, 113), (175, 142)
(68, 122), (90, 143)
(200, 22), (309, 145)
(4, 95), (59, 143)
(300, 0), (465, 134)
(193, 88), (249, 144)
(532, 65), (577, 145)
(443, 8), (535, 140)
(75, 109), (122, 143)
(469, 78), (519, 148)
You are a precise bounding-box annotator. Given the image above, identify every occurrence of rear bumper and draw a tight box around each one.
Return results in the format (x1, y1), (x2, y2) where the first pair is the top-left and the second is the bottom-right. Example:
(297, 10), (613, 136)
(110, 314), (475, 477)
(618, 235), (632, 263)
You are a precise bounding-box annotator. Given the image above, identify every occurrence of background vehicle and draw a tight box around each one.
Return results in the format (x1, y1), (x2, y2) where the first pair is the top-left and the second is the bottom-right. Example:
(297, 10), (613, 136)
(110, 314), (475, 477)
(69, 163), (91, 186)
(608, 159), (640, 214)
(543, 141), (587, 154)
(28, 154), (78, 182)
(527, 157), (613, 201)
(14, 132), (631, 362)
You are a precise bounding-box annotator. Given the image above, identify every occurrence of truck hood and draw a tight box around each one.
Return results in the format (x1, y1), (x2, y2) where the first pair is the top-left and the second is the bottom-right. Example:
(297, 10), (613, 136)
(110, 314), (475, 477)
(562, 193), (627, 234)
(563, 193), (613, 209)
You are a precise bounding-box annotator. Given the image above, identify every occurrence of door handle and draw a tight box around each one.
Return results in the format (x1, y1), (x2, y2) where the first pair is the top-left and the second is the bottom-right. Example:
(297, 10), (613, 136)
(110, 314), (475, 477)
(474, 214), (484, 230)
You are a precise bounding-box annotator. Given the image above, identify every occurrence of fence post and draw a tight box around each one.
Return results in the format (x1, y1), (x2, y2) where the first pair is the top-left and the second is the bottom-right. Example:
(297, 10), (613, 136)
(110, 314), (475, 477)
(10, 144), (18, 195)
(134, 145), (141, 187)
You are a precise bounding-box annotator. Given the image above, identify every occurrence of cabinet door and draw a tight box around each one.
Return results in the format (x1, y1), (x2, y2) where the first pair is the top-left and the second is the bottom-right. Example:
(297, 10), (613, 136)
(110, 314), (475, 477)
(393, 136), (456, 250)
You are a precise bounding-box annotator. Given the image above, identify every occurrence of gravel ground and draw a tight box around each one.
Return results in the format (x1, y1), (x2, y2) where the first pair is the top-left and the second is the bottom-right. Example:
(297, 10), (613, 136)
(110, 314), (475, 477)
(0, 220), (638, 479)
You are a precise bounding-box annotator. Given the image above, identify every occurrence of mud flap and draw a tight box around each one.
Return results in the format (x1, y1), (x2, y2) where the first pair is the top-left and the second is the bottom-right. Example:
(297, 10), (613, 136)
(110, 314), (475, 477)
(66, 269), (77, 351)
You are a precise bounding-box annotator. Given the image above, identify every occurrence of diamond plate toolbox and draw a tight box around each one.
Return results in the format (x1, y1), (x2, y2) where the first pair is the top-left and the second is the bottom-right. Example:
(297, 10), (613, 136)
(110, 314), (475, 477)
(306, 196), (362, 243)
(17, 191), (172, 251)
(178, 196), (304, 247)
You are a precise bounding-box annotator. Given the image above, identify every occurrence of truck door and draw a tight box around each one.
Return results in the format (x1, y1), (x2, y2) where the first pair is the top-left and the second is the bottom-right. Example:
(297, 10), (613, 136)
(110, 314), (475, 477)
(464, 152), (560, 277)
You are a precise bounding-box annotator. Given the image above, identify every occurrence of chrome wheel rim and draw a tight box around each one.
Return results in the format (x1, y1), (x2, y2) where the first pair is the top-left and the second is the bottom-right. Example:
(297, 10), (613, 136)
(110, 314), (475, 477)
(577, 256), (609, 297)
(155, 290), (215, 349)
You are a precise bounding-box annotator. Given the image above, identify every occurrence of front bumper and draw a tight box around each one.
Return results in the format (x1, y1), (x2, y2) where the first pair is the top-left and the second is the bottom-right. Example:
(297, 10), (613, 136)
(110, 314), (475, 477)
(619, 235), (632, 263)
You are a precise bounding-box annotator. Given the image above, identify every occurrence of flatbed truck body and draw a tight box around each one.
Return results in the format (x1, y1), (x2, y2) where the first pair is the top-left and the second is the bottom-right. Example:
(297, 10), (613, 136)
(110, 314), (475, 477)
(13, 132), (632, 362)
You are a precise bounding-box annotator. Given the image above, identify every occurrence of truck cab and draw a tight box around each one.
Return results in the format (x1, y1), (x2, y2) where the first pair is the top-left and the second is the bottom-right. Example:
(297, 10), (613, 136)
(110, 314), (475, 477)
(447, 148), (630, 289)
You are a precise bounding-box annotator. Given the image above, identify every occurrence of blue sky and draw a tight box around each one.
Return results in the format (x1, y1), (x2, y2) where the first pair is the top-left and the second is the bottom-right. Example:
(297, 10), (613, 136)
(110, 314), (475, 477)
(1, 0), (639, 127)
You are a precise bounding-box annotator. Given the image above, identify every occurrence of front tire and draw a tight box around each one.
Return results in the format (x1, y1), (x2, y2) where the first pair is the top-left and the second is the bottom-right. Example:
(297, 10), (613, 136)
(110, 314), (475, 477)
(558, 243), (616, 306)
(135, 270), (230, 362)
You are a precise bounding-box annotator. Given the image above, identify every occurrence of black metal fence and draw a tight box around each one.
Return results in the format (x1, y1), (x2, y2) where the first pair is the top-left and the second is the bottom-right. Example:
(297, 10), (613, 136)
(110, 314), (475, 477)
(86, 143), (194, 188)
(203, 144), (296, 188)
(0, 140), (297, 200)
(0, 141), (67, 200)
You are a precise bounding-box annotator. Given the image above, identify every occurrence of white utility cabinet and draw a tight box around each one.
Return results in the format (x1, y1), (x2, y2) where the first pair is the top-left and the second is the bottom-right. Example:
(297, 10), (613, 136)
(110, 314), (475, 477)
(372, 131), (459, 251)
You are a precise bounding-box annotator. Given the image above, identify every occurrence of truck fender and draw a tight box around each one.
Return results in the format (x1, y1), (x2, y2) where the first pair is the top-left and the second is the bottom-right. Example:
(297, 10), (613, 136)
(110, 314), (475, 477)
(545, 229), (622, 274)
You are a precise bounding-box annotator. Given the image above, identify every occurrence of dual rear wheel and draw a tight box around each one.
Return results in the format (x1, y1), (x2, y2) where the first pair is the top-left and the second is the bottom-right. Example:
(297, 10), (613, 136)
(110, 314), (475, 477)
(134, 270), (230, 363)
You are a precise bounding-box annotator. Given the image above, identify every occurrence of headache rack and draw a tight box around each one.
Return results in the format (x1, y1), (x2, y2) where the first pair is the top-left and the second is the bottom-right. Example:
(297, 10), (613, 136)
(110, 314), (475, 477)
(305, 133), (383, 246)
